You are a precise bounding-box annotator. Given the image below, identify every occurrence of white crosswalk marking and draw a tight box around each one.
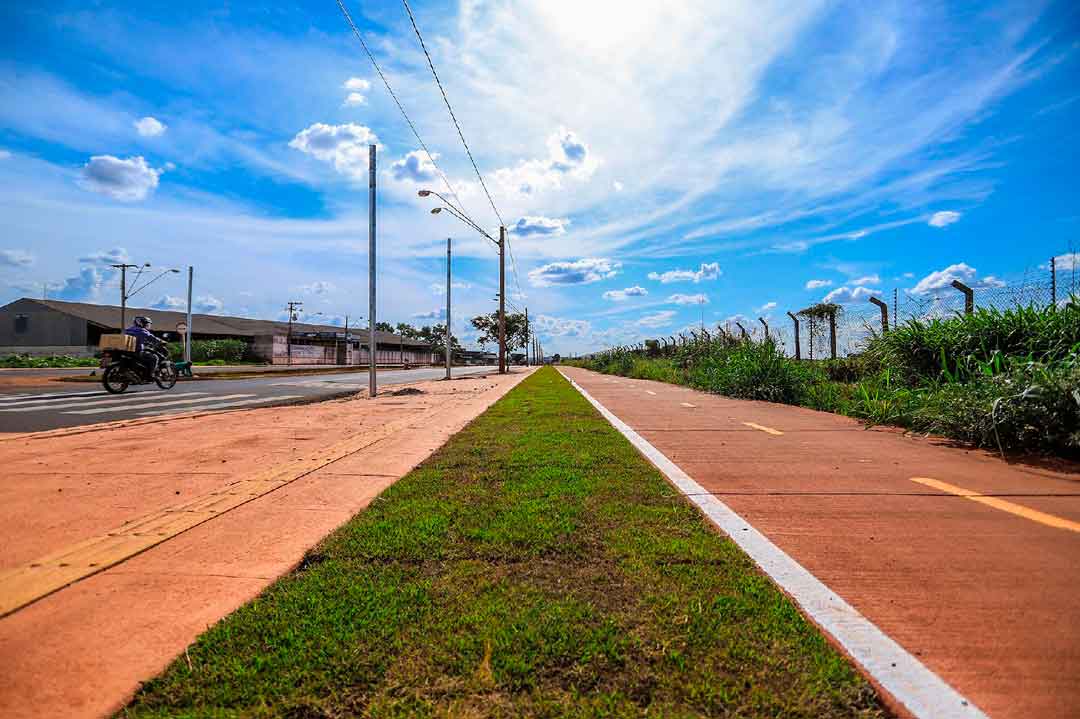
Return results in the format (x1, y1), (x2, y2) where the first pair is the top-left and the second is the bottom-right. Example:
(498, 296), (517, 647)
(136, 395), (304, 416)
(65, 393), (255, 416)
(0, 389), (111, 405)
(0, 392), (210, 413)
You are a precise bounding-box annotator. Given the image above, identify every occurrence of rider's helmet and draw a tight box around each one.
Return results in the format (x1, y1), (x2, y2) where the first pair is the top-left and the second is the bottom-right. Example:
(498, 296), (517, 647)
(132, 316), (153, 329)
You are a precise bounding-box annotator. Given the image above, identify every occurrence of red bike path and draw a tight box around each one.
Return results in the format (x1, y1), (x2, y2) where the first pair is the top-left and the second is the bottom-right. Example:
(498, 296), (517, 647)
(560, 367), (1080, 719)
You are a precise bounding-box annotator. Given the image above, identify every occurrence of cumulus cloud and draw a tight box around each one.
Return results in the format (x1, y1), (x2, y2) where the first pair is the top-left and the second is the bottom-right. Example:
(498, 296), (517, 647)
(134, 116), (167, 137)
(492, 126), (597, 196)
(511, 216), (569, 237)
(534, 314), (591, 337)
(54, 267), (107, 301)
(413, 308), (447, 320)
(756, 301), (777, 313)
(805, 279), (832, 289)
(390, 150), (438, 182)
(196, 295), (225, 314)
(911, 263), (1005, 294)
(298, 281), (335, 295)
(850, 274), (880, 286)
(668, 293), (708, 305)
(289, 123), (378, 179)
(0, 149), (10, 159)
(528, 257), (619, 287)
(637, 310), (676, 328)
(0, 249), (34, 267)
(612, 180), (624, 192)
(79, 247), (131, 265)
(1050, 253), (1080, 271)
(928, 210), (961, 228)
(79, 155), (164, 201)
(823, 286), (881, 304)
(431, 281), (472, 295)
(342, 77), (370, 106)
(152, 295), (185, 309)
(647, 262), (721, 284)
(602, 286), (648, 301)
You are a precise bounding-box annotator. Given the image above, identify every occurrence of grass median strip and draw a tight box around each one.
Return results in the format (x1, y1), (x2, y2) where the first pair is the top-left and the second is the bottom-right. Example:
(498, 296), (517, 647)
(123, 367), (885, 718)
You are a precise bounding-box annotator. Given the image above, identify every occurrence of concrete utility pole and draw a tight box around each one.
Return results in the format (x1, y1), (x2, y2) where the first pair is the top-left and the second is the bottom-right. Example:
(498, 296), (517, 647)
(285, 300), (303, 366)
(111, 263), (139, 329)
(445, 237), (452, 379)
(869, 296), (889, 333)
(787, 312), (800, 360)
(184, 266), (194, 363)
(1051, 256), (1057, 308)
(524, 307), (529, 367)
(368, 143), (377, 398)
(498, 225), (507, 374)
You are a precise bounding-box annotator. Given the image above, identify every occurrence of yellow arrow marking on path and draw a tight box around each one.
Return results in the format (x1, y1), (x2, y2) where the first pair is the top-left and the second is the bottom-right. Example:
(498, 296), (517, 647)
(742, 421), (783, 436)
(911, 477), (1080, 533)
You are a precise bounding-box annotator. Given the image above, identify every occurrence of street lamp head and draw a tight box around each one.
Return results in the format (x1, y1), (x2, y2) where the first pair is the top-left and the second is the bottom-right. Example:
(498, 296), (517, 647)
(144, 263), (151, 267)
(430, 207), (442, 215)
(417, 189), (432, 197)
(169, 269), (181, 274)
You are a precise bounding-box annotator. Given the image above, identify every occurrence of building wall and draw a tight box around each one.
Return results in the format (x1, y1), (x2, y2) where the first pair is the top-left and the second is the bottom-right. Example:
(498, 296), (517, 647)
(0, 299), (89, 348)
(258, 335), (434, 365)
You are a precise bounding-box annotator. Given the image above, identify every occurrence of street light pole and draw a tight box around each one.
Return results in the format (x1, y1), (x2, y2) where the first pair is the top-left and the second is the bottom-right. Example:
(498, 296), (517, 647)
(498, 225), (506, 374)
(524, 307), (529, 367)
(285, 301), (303, 366)
(368, 143), (377, 398)
(446, 237), (452, 379)
(185, 265), (193, 364)
(111, 263), (139, 328)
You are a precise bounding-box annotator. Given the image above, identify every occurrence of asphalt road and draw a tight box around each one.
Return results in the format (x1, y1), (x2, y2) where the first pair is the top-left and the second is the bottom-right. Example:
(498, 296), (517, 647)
(0, 366), (501, 433)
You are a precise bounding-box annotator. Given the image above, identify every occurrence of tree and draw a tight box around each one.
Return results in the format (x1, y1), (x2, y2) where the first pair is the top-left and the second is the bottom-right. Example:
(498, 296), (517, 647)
(416, 323), (463, 356)
(374, 321), (394, 332)
(470, 311), (528, 352)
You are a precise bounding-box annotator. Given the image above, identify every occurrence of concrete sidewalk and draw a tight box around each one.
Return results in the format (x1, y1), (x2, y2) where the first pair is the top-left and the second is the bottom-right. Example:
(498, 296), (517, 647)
(0, 369), (532, 718)
(561, 367), (1080, 719)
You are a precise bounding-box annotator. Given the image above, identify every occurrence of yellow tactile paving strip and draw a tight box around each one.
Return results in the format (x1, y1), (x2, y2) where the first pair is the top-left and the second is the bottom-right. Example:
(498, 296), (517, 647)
(0, 400), (446, 618)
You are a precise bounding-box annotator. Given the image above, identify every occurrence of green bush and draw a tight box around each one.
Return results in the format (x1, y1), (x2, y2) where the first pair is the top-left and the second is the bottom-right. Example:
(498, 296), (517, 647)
(686, 338), (821, 404)
(168, 339), (249, 364)
(0, 354), (99, 368)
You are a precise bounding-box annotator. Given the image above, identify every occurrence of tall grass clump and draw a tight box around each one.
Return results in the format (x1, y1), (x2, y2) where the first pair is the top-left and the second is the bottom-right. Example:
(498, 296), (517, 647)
(685, 338), (821, 404)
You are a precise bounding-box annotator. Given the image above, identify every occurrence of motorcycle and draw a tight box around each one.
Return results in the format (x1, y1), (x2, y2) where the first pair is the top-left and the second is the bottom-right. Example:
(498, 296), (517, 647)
(100, 336), (179, 394)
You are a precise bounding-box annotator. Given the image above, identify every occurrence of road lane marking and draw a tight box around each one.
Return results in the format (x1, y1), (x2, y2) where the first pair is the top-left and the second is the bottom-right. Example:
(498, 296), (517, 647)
(560, 369), (985, 719)
(743, 421), (784, 436)
(65, 394), (253, 416)
(0, 390), (113, 405)
(646, 390), (657, 396)
(136, 395), (303, 416)
(680, 402), (696, 407)
(0, 392), (210, 413)
(911, 477), (1080, 533)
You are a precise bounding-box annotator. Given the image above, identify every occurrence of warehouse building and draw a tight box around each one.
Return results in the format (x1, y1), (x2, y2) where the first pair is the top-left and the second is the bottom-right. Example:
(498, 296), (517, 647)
(0, 298), (436, 365)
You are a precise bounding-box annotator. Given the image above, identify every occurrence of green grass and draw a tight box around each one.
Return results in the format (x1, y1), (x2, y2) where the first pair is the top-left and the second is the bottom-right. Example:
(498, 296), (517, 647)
(121, 367), (884, 718)
(0, 354), (99, 368)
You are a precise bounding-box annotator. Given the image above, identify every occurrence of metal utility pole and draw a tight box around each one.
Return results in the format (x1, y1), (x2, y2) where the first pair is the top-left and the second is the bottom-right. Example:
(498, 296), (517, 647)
(184, 266), (194, 363)
(498, 225), (506, 374)
(446, 237), (452, 379)
(524, 307), (529, 367)
(368, 143), (377, 398)
(111, 263), (139, 328)
(344, 315), (349, 365)
(285, 301), (303, 366)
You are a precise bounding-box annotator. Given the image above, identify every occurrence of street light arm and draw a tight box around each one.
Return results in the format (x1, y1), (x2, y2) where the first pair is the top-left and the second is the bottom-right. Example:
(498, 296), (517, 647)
(437, 201), (496, 243)
(127, 268), (181, 299)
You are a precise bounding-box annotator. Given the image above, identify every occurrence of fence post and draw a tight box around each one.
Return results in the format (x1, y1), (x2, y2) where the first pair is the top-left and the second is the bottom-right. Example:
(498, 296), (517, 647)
(787, 311), (800, 360)
(808, 315), (814, 360)
(950, 279), (974, 315)
(1051, 256), (1057, 308)
(868, 296), (889, 333)
(828, 309), (837, 360)
(734, 321), (748, 340)
(758, 316), (769, 338)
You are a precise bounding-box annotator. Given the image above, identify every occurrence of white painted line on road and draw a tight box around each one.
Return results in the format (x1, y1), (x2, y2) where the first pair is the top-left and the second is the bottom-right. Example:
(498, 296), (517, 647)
(559, 369), (986, 719)
(0, 389), (111, 405)
(645, 390), (657, 396)
(65, 394), (253, 416)
(135, 395), (303, 416)
(0, 392), (210, 413)
(680, 402), (696, 408)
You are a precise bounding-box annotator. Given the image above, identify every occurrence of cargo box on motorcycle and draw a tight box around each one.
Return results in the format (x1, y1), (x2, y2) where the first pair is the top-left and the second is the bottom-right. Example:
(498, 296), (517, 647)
(99, 334), (137, 352)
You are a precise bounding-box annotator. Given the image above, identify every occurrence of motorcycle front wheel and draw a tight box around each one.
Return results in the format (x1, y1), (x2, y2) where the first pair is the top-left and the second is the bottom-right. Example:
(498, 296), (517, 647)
(102, 365), (129, 394)
(155, 362), (178, 390)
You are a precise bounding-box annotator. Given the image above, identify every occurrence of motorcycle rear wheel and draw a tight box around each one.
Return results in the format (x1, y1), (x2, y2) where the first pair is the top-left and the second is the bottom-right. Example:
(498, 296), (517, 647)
(155, 362), (178, 390)
(102, 365), (129, 394)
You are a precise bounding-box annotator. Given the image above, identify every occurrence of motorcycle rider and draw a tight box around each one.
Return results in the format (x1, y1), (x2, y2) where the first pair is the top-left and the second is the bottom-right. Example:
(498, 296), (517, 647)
(123, 316), (161, 377)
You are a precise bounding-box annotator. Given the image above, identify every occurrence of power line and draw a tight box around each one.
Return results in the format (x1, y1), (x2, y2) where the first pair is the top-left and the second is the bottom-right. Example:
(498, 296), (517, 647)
(334, 0), (471, 222)
(400, 0), (505, 229)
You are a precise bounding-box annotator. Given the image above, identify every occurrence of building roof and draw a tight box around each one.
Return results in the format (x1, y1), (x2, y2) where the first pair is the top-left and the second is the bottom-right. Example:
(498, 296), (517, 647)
(12, 298), (431, 347)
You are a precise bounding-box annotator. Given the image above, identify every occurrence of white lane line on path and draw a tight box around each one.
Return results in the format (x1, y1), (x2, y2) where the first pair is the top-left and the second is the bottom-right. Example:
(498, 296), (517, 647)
(0, 389), (112, 405)
(0, 392), (211, 413)
(136, 395), (304, 416)
(558, 369), (986, 719)
(680, 402), (696, 408)
(65, 394), (254, 416)
(645, 390), (657, 396)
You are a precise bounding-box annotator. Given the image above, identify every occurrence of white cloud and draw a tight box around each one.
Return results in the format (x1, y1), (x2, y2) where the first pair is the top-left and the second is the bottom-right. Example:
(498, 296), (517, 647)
(637, 310), (677, 328)
(152, 295), (185, 309)
(53, 266), (107, 301)
(0, 249), (34, 267)
(491, 126), (597, 196)
(756, 301), (777, 313)
(648, 262), (721, 284)
(0, 149), (11, 159)
(612, 180), (624, 192)
(298, 280), (335, 295)
(603, 285), (648, 301)
(79, 155), (164, 201)
(289, 123), (377, 179)
(528, 257), (619, 286)
(431, 281), (472, 295)
(534, 314), (591, 337)
(928, 210), (962, 228)
(413, 308), (447, 320)
(343, 77), (370, 106)
(196, 295), (225, 314)
(823, 286), (881, 304)
(390, 150), (438, 182)
(511, 215), (569, 237)
(805, 279), (833, 290)
(134, 116), (167, 137)
(79, 247), (131, 265)
(911, 263), (1005, 294)
(850, 274), (880, 286)
(668, 293), (709, 305)
(1051, 253), (1080, 271)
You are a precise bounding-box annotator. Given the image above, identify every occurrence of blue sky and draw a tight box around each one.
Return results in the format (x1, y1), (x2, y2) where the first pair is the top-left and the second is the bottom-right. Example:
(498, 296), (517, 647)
(1, 0), (1078, 354)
